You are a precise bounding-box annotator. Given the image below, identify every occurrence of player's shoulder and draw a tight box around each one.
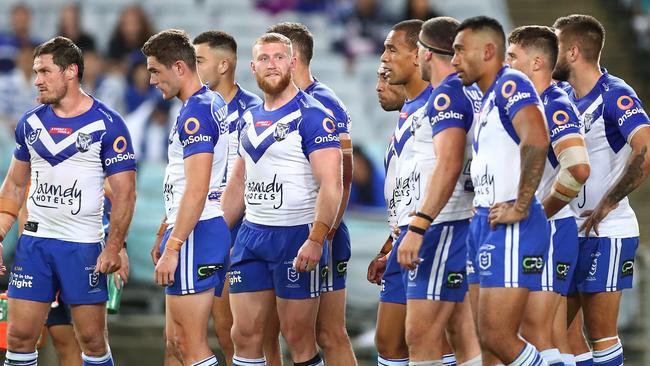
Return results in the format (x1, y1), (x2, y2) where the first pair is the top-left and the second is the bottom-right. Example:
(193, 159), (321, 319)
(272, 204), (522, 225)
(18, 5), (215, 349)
(184, 86), (228, 123)
(600, 72), (641, 104)
(17, 104), (48, 125)
(496, 66), (534, 90)
(306, 81), (348, 114)
(543, 84), (572, 108)
(295, 90), (331, 118)
(93, 98), (127, 127)
(235, 86), (263, 110)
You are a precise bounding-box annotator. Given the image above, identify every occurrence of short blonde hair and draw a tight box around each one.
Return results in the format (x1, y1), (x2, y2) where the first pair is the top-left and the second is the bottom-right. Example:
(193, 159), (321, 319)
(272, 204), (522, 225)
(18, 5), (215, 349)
(253, 32), (293, 55)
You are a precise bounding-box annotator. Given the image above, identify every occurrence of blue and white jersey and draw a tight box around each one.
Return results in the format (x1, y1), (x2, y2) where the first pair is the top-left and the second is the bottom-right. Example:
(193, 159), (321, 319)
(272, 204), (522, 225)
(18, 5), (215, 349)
(164, 85), (228, 226)
(304, 78), (351, 135)
(238, 90), (341, 226)
(223, 85), (262, 185)
(471, 66), (543, 208)
(399, 74), (481, 226)
(537, 84), (582, 220)
(14, 98), (136, 243)
(567, 70), (650, 237)
(384, 137), (397, 227)
(393, 85), (433, 225)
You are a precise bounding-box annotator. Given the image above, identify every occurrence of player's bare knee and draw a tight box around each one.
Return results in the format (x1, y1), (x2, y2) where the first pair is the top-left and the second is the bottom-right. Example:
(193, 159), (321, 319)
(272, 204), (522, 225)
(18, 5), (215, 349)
(231, 323), (263, 348)
(6, 327), (38, 352)
(76, 332), (107, 356)
(404, 322), (434, 349)
(316, 324), (349, 350)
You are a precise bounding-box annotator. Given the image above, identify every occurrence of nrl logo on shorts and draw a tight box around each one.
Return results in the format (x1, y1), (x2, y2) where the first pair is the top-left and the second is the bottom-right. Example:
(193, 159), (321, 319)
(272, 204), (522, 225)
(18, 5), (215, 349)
(76, 132), (92, 152)
(408, 266), (418, 281)
(287, 267), (299, 283)
(478, 251), (491, 270)
(27, 128), (42, 145)
(274, 123), (290, 142)
(88, 272), (100, 288)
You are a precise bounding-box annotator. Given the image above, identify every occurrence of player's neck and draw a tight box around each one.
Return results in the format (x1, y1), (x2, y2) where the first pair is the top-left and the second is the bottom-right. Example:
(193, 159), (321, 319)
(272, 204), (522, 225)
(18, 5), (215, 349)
(531, 71), (553, 96)
(178, 74), (204, 103)
(264, 83), (300, 111)
(404, 77), (429, 100)
(214, 77), (238, 103)
(429, 64), (455, 88)
(292, 64), (314, 90)
(51, 87), (94, 118)
(569, 63), (602, 99)
(476, 63), (503, 94)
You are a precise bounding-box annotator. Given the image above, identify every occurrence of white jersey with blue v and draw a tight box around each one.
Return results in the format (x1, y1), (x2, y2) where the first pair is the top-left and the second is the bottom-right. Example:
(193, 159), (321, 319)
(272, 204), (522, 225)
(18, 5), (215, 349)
(567, 69), (650, 237)
(164, 85), (229, 226)
(238, 90), (341, 226)
(14, 98), (136, 242)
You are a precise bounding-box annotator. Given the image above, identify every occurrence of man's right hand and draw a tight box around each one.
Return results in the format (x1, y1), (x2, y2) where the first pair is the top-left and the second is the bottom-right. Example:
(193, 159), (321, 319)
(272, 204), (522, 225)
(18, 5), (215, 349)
(367, 253), (388, 285)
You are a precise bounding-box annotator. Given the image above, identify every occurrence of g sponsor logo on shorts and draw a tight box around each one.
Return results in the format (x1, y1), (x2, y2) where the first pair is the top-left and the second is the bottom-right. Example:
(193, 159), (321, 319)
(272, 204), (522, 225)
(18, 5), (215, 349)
(555, 262), (570, 280)
(197, 263), (224, 281)
(113, 136), (128, 153)
(522, 256), (544, 274)
(433, 93), (451, 111)
(322, 118), (337, 133)
(621, 259), (634, 277)
(552, 110), (570, 125)
(446, 271), (465, 289)
(184, 117), (201, 135)
(336, 261), (348, 277)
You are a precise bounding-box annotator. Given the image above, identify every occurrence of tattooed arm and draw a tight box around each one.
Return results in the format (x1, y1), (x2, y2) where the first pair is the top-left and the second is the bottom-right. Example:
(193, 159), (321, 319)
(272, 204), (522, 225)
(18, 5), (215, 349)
(489, 104), (549, 228)
(581, 127), (650, 236)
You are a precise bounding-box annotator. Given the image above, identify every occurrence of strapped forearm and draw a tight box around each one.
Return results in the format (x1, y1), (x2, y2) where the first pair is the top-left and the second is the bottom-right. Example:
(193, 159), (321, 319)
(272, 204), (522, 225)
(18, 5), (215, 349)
(551, 135), (590, 202)
(514, 144), (548, 212)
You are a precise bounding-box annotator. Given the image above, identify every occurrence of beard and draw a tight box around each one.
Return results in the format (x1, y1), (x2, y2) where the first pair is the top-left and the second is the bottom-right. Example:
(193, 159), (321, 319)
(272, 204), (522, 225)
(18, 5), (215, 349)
(37, 84), (67, 105)
(552, 60), (571, 82)
(256, 71), (291, 95)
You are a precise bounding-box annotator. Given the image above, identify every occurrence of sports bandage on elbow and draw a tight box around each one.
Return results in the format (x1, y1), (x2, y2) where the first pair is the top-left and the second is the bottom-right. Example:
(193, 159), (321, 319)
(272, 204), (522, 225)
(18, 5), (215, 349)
(0, 198), (20, 219)
(552, 143), (589, 202)
(308, 221), (330, 245)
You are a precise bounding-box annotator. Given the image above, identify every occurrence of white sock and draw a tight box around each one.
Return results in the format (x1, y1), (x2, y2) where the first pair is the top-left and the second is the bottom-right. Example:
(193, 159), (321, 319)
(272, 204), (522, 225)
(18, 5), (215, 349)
(561, 353), (576, 366)
(409, 361), (443, 366)
(540, 349), (563, 365)
(378, 356), (409, 366)
(233, 355), (266, 366)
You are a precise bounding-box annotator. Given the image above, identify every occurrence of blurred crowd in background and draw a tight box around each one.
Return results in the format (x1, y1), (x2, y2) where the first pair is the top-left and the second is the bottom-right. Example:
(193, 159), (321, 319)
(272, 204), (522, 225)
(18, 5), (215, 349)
(0, 0), (447, 211)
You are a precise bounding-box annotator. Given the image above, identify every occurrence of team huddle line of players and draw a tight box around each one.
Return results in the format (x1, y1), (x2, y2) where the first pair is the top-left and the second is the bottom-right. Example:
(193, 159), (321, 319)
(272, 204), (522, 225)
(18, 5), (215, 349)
(0, 10), (648, 366)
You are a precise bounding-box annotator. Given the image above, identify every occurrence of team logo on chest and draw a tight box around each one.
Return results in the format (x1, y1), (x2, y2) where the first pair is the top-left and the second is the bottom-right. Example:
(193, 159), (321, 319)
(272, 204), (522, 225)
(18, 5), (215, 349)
(75, 132), (93, 153)
(274, 122), (290, 141)
(27, 128), (42, 145)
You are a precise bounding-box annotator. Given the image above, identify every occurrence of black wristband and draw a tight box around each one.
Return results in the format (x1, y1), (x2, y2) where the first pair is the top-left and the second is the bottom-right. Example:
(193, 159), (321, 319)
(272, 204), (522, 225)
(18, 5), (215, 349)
(415, 211), (434, 222)
(408, 225), (426, 236)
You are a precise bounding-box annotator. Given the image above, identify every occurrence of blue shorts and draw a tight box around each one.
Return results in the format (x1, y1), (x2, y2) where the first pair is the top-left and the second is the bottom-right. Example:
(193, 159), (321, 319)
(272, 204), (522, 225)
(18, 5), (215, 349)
(321, 221), (351, 293)
(160, 217), (231, 296)
(229, 221), (326, 299)
(380, 226), (408, 305)
(46, 299), (72, 327)
(540, 217), (578, 296)
(573, 236), (638, 293)
(468, 202), (550, 289)
(406, 220), (469, 302)
(8, 235), (108, 305)
(230, 218), (243, 246)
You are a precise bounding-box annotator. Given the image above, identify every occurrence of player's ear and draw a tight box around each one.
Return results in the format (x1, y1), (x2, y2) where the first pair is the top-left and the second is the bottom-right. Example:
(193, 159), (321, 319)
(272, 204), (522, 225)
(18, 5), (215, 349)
(65, 64), (78, 81)
(568, 44), (579, 63)
(250, 60), (256, 74)
(173, 60), (184, 76)
(484, 42), (495, 62)
(532, 54), (543, 72)
(218, 58), (230, 75)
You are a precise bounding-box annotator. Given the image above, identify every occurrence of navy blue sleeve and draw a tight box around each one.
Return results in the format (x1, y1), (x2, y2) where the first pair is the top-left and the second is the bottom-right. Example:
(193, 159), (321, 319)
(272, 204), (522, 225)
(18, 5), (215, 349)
(300, 108), (341, 156)
(495, 71), (541, 121)
(546, 100), (581, 144)
(100, 112), (137, 175)
(604, 86), (650, 141)
(178, 99), (225, 159)
(13, 115), (30, 162)
(428, 85), (473, 137)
